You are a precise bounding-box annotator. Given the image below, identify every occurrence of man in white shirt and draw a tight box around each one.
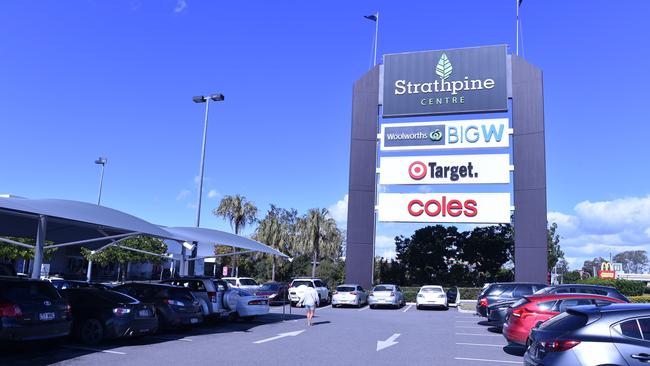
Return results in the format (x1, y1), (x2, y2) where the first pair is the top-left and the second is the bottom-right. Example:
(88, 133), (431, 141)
(297, 284), (320, 326)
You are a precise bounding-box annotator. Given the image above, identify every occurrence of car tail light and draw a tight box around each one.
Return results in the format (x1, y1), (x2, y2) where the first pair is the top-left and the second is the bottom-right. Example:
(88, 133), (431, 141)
(112, 307), (131, 316)
(0, 303), (22, 317)
(248, 300), (267, 305)
(65, 304), (71, 315)
(542, 340), (581, 352)
(511, 308), (525, 318)
(164, 299), (183, 306)
(208, 291), (217, 303)
(479, 298), (488, 307)
(350, 291), (357, 295)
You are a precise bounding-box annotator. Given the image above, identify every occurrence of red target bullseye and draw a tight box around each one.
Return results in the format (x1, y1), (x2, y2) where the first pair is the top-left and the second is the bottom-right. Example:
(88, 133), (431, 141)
(408, 161), (427, 180)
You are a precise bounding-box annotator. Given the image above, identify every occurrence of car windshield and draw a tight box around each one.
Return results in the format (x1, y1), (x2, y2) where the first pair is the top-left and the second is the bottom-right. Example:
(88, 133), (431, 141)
(0, 281), (61, 302)
(292, 281), (314, 288)
(165, 287), (195, 301)
(95, 290), (139, 304)
(421, 287), (443, 293)
(511, 298), (530, 308)
(225, 279), (236, 285)
(540, 312), (588, 331)
(373, 285), (394, 292)
(337, 286), (356, 292)
(259, 284), (280, 291)
(234, 288), (253, 296)
(240, 279), (258, 286)
(533, 287), (551, 295)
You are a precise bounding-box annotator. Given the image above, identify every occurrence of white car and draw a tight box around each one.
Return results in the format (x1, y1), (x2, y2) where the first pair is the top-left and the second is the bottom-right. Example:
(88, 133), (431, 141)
(222, 277), (261, 292)
(230, 287), (269, 320)
(288, 278), (330, 306)
(332, 284), (368, 308)
(416, 285), (448, 310)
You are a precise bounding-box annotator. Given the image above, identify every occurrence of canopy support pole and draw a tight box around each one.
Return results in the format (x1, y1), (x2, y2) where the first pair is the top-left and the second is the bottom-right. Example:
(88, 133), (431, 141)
(31, 215), (47, 279)
(0, 237), (35, 249)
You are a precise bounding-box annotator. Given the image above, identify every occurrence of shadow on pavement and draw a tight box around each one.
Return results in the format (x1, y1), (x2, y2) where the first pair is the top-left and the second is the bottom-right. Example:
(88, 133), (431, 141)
(487, 326), (503, 334)
(311, 321), (331, 326)
(503, 344), (527, 357)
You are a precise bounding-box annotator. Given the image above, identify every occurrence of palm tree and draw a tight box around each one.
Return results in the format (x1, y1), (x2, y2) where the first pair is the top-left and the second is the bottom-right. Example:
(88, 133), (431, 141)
(253, 205), (297, 281)
(296, 208), (342, 278)
(213, 195), (258, 276)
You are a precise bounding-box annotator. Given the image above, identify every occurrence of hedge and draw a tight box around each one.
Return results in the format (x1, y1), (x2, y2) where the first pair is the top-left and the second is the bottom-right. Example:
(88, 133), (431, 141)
(576, 278), (645, 297)
(629, 295), (650, 303)
(400, 287), (482, 303)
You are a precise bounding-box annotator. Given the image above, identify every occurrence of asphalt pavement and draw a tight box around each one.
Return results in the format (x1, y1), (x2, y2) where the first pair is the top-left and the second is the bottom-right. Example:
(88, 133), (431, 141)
(1, 305), (526, 366)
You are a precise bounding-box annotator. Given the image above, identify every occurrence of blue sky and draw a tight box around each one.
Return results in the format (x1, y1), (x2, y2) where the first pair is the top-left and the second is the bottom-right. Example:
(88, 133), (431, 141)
(1, 1), (649, 269)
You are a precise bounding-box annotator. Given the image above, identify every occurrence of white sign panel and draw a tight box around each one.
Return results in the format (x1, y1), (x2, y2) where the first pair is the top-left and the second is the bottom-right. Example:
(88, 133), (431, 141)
(380, 118), (512, 151)
(377, 193), (512, 224)
(379, 154), (512, 185)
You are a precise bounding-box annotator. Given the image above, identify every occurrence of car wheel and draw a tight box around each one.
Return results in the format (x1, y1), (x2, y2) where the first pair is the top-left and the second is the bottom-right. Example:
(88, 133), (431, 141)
(416, 304), (421, 310)
(370, 305), (375, 310)
(80, 318), (104, 345)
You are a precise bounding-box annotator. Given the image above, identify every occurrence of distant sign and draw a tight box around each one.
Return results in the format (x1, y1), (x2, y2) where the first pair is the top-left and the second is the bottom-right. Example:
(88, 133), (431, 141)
(380, 119), (511, 151)
(382, 45), (508, 117)
(377, 193), (512, 224)
(379, 154), (512, 185)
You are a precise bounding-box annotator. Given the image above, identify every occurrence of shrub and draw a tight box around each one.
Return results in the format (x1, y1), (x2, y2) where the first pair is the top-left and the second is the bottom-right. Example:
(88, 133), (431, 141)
(576, 278), (645, 297)
(629, 295), (650, 303)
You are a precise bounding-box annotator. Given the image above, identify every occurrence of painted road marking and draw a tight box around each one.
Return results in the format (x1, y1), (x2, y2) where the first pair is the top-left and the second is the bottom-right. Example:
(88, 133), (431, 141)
(62, 345), (126, 355)
(319, 305), (332, 310)
(358, 305), (369, 312)
(403, 305), (412, 313)
(253, 330), (305, 344)
(455, 333), (502, 337)
(456, 342), (503, 347)
(150, 336), (193, 342)
(455, 326), (486, 329)
(454, 357), (521, 364)
(376, 333), (400, 351)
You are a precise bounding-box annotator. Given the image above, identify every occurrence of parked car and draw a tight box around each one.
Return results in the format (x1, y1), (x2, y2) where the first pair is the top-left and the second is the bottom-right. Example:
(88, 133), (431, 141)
(161, 277), (238, 318)
(0, 277), (72, 341)
(60, 288), (157, 345)
(229, 288), (269, 320)
(477, 282), (547, 317)
(487, 299), (518, 328)
(332, 284), (368, 308)
(503, 293), (625, 345)
(525, 304), (650, 366)
(113, 283), (203, 329)
(254, 282), (289, 305)
(49, 279), (111, 290)
(368, 284), (405, 309)
(288, 278), (330, 306)
(0, 263), (17, 277)
(415, 285), (448, 310)
(222, 277), (261, 292)
(534, 284), (629, 302)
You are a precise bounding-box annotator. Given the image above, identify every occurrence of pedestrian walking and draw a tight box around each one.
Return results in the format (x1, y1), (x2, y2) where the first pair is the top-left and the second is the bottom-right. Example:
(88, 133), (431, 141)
(296, 284), (320, 326)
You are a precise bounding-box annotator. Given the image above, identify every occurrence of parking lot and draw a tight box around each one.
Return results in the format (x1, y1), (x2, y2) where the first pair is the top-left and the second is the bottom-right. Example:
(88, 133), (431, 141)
(1, 304), (526, 366)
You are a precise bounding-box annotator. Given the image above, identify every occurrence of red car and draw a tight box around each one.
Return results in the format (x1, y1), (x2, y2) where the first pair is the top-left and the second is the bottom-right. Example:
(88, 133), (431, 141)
(502, 293), (626, 345)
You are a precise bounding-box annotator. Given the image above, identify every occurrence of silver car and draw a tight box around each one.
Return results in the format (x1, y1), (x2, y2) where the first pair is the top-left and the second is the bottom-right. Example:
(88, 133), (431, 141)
(161, 277), (238, 318)
(332, 284), (368, 308)
(368, 284), (405, 309)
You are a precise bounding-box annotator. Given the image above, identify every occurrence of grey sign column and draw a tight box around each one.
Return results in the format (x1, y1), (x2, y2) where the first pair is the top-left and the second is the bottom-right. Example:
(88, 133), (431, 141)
(511, 55), (548, 283)
(345, 66), (380, 289)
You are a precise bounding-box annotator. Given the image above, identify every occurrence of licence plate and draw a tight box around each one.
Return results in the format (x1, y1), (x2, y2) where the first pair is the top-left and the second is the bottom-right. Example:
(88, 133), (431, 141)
(190, 318), (199, 324)
(39, 312), (55, 321)
(139, 310), (150, 317)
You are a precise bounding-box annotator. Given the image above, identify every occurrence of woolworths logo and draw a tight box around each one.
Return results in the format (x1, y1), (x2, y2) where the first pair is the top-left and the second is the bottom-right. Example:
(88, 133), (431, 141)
(393, 53), (496, 96)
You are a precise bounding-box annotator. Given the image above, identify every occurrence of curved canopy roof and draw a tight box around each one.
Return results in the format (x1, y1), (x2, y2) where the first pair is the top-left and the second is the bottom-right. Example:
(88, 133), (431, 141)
(163, 226), (288, 258)
(0, 196), (171, 245)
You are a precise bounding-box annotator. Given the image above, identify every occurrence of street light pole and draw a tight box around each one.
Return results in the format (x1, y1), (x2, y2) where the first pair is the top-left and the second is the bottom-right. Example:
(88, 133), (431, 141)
(87, 157), (107, 282)
(188, 94), (224, 275)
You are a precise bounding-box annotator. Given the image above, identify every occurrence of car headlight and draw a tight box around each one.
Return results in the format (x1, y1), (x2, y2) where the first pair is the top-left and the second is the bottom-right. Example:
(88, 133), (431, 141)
(417, 294), (424, 298)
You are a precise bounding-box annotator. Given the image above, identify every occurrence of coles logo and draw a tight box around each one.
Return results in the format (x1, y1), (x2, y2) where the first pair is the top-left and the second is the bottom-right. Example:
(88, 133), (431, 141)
(408, 161), (427, 180)
(407, 196), (478, 218)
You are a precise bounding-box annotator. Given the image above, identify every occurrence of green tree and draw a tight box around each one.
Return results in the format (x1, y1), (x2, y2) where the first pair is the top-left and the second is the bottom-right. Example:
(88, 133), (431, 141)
(396, 225), (460, 285)
(563, 270), (582, 283)
(459, 225), (513, 279)
(212, 194), (258, 276)
(613, 250), (649, 274)
(295, 208), (342, 278)
(81, 236), (167, 281)
(253, 205), (297, 281)
(547, 222), (564, 271)
(582, 257), (607, 277)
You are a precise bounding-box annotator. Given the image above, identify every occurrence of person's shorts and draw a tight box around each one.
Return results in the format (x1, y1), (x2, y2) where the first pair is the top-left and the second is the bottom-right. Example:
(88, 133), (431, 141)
(304, 304), (316, 311)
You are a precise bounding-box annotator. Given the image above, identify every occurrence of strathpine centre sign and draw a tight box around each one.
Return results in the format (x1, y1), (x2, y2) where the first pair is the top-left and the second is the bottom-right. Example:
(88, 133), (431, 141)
(382, 45), (508, 117)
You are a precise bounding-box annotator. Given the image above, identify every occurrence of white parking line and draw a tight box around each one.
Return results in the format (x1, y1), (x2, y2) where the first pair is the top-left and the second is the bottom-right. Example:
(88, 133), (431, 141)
(454, 357), (521, 364)
(62, 345), (126, 355)
(455, 320), (477, 323)
(455, 333), (502, 337)
(319, 305), (332, 310)
(150, 336), (193, 342)
(456, 342), (503, 347)
(402, 305), (412, 313)
(455, 326), (486, 329)
(358, 306), (369, 312)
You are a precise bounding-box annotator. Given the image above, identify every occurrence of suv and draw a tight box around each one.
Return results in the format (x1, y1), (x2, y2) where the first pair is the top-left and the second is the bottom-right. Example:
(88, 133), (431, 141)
(288, 278), (330, 306)
(222, 277), (261, 292)
(477, 282), (547, 317)
(533, 284), (629, 302)
(161, 277), (238, 318)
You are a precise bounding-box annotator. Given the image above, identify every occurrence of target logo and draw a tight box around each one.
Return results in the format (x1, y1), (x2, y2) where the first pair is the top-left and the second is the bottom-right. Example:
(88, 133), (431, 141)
(408, 161), (427, 180)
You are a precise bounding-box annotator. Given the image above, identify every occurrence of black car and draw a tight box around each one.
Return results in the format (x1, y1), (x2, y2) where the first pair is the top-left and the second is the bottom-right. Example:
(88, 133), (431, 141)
(113, 283), (203, 329)
(0, 263), (17, 277)
(533, 284), (629, 302)
(0, 277), (72, 341)
(477, 282), (547, 317)
(50, 279), (111, 290)
(254, 282), (289, 305)
(61, 288), (158, 345)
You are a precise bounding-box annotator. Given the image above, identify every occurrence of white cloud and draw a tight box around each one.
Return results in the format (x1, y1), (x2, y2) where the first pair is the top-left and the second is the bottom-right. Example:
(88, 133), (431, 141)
(174, 0), (187, 13)
(208, 189), (220, 199)
(328, 194), (348, 226)
(549, 194), (650, 270)
(375, 235), (396, 259)
(176, 189), (191, 201)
